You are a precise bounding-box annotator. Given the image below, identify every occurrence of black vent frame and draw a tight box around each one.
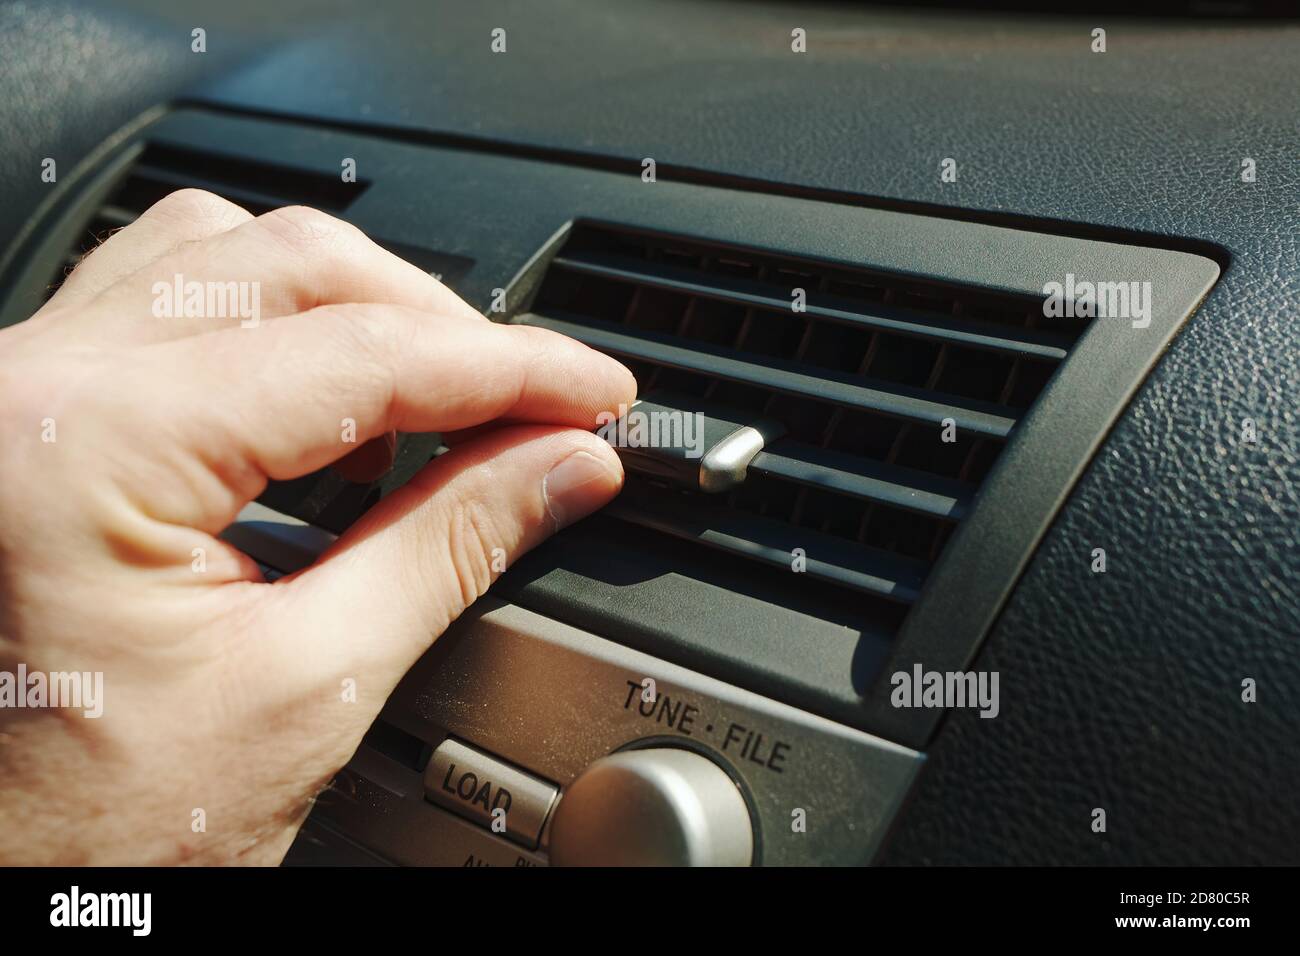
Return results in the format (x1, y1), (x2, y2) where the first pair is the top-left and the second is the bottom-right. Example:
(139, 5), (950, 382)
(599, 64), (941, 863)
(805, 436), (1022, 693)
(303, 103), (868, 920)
(507, 215), (1218, 745)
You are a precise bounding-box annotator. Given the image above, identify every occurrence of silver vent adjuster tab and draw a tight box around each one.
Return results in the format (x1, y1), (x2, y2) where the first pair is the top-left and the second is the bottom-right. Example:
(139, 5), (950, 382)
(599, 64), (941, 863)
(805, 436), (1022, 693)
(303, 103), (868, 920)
(597, 391), (784, 493)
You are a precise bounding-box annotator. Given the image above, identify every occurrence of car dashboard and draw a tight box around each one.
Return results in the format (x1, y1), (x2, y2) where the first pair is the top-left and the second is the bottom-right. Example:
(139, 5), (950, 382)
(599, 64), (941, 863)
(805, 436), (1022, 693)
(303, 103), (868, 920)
(0, 0), (1296, 868)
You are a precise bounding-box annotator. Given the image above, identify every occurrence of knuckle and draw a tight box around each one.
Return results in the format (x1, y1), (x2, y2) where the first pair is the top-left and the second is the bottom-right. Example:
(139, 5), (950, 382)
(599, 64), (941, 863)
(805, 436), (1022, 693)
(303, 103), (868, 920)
(324, 303), (405, 370)
(315, 304), (405, 421)
(441, 496), (502, 611)
(255, 205), (363, 258)
(141, 188), (247, 229)
(499, 322), (575, 374)
(330, 302), (400, 348)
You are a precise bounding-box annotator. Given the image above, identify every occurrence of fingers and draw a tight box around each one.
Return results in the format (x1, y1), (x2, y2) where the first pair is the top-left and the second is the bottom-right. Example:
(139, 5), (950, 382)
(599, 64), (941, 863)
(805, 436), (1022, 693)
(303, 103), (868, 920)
(265, 425), (623, 684)
(46, 189), (254, 312)
(83, 203), (483, 343)
(144, 304), (634, 529)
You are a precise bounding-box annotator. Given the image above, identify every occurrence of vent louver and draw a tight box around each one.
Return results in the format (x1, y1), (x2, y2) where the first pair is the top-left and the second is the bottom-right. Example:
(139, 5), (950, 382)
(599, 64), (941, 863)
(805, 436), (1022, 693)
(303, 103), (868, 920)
(518, 223), (1092, 630)
(46, 143), (367, 302)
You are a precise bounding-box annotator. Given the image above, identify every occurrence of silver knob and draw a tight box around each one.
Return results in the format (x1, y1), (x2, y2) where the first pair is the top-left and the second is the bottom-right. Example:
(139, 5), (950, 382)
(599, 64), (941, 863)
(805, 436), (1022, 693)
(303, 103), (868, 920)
(548, 748), (753, 867)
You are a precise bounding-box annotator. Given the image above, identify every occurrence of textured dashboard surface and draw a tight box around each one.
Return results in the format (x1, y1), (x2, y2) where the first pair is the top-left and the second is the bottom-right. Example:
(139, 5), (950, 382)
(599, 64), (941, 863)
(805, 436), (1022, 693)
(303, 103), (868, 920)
(2, 0), (1297, 864)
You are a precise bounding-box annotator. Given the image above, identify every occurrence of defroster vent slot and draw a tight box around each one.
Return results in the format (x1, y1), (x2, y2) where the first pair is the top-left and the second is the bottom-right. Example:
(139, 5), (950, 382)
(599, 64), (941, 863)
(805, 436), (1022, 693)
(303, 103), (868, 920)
(45, 143), (370, 302)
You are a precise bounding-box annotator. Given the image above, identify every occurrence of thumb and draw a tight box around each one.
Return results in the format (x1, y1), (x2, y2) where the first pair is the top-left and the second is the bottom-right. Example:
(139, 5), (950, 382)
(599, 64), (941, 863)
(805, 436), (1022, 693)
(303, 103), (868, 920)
(275, 424), (623, 687)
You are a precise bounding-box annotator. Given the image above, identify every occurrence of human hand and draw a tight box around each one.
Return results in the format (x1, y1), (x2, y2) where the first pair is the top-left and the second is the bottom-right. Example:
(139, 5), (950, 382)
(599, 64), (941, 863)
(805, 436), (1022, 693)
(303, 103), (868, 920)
(0, 190), (635, 865)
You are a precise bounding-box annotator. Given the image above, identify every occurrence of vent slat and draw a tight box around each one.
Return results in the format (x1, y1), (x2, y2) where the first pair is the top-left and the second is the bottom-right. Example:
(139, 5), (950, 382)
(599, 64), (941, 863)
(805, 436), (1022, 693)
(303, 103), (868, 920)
(607, 484), (928, 603)
(95, 205), (136, 228)
(552, 252), (1069, 361)
(123, 143), (365, 213)
(750, 441), (974, 520)
(523, 311), (1018, 439)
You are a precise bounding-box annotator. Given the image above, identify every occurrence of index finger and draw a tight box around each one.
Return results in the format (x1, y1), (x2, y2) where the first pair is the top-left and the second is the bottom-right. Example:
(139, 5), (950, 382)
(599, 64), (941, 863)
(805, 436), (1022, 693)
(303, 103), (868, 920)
(150, 304), (635, 528)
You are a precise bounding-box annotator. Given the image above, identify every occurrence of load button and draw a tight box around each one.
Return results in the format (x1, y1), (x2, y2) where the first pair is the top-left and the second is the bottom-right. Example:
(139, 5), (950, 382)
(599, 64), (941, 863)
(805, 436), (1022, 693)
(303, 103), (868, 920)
(424, 738), (558, 849)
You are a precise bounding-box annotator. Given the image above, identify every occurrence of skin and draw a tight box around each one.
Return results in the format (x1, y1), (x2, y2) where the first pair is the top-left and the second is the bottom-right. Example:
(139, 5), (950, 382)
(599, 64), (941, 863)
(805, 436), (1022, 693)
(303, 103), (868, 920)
(0, 189), (636, 865)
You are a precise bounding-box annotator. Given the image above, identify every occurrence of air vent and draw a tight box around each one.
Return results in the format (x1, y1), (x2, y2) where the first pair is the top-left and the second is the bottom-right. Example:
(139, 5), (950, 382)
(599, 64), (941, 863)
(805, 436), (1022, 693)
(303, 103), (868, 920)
(517, 223), (1092, 634)
(45, 143), (369, 302)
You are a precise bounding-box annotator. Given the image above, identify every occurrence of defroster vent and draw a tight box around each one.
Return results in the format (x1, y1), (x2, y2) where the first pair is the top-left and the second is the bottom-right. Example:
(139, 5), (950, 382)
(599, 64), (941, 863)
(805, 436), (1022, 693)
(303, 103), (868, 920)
(45, 143), (368, 302)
